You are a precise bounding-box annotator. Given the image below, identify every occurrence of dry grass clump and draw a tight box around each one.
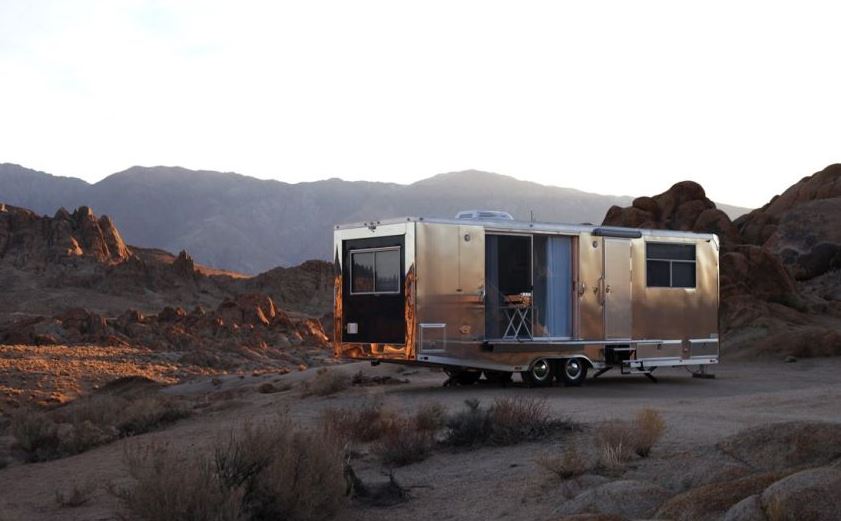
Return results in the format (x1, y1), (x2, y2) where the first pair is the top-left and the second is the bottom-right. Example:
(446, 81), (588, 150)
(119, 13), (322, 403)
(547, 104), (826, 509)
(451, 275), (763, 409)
(10, 394), (190, 462)
(538, 441), (590, 480)
(372, 418), (434, 467)
(302, 368), (351, 397)
(114, 417), (347, 521)
(633, 408), (666, 457)
(445, 398), (562, 447)
(596, 408), (667, 469)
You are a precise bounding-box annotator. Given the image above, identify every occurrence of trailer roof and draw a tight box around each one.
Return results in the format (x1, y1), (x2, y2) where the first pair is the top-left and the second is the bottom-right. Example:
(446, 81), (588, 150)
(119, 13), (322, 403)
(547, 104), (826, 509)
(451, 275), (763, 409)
(335, 216), (719, 241)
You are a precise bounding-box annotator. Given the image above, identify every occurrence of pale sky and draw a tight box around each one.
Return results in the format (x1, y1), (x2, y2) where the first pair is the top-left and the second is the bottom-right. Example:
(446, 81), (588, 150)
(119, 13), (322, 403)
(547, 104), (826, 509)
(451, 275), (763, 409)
(2, 1), (840, 208)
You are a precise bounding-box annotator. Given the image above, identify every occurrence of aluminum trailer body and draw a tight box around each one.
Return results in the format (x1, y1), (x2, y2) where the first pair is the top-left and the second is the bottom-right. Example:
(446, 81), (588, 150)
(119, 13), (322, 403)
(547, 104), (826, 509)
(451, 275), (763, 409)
(333, 217), (719, 384)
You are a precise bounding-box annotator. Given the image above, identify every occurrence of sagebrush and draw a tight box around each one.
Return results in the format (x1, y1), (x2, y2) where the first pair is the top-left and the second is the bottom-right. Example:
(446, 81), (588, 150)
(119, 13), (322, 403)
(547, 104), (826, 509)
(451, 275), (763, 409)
(114, 417), (347, 521)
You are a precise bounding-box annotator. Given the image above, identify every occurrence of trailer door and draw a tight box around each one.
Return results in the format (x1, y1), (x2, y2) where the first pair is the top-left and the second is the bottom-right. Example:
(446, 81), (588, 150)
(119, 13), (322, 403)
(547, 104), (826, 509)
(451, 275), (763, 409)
(603, 238), (632, 339)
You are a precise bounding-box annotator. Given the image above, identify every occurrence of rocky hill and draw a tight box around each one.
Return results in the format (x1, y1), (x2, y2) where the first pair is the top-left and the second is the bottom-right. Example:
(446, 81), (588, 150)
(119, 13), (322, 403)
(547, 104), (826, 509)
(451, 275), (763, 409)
(603, 164), (841, 358)
(0, 203), (336, 393)
(0, 163), (750, 273)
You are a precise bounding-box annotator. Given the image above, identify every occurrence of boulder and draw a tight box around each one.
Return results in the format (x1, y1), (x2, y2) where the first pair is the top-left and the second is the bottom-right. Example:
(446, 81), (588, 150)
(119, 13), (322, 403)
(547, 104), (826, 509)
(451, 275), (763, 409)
(723, 495), (766, 521)
(217, 293), (278, 327)
(655, 471), (784, 521)
(717, 422), (841, 472)
(602, 180), (740, 244)
(760, 467), (841, 521)
(555, 480), (670, 519)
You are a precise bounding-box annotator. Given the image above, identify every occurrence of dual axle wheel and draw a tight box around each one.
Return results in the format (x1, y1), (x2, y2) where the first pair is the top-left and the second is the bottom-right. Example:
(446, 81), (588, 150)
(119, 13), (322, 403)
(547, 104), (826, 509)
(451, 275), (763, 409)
(445, 358), (587, 387)
(521, 358), (588, 387)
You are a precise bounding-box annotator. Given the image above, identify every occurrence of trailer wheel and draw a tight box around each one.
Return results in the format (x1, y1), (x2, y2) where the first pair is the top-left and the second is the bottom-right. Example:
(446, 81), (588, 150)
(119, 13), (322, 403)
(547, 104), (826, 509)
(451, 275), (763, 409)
(522, 358), (554, 387)
(559, 358), (588, 387)
(483, 370), (513, 385)
(444, 368), (482, 386)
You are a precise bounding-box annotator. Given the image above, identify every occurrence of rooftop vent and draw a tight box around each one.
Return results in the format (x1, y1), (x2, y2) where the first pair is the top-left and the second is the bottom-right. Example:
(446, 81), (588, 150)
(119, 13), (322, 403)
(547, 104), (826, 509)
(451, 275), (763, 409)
(455, 210), (514, 221)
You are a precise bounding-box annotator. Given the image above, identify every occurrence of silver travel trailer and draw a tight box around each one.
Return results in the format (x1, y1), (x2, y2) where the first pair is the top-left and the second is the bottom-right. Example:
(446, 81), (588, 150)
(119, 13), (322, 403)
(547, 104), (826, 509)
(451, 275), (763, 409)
(333, 214), (719, 386)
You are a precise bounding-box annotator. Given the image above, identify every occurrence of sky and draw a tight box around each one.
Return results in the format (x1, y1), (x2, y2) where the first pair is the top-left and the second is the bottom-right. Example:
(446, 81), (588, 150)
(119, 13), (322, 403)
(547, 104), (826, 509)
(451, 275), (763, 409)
(1, 1), (840, 208)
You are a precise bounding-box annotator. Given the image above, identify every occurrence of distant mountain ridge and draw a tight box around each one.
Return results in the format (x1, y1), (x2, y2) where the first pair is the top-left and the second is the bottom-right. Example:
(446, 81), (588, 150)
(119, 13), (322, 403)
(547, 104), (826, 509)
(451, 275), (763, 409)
(0, 163), (749, 273)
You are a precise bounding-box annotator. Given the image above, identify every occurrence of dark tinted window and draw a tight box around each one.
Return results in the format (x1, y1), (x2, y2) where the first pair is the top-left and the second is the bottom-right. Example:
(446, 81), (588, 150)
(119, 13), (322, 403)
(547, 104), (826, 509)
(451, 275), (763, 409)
(375, 249), (400, 293)
(351, 248), (401, 294)
(671, 262), (696, 288)
(646, 243), (696, 261)
(351, 252), (375, 293)
(646, 260), (671, 287)
(646, 242), (696, 288)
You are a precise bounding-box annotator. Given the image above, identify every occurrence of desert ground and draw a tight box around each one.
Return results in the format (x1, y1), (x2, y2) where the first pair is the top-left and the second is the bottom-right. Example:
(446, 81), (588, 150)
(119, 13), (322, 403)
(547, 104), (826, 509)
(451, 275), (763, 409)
(1, 357), (840, 521)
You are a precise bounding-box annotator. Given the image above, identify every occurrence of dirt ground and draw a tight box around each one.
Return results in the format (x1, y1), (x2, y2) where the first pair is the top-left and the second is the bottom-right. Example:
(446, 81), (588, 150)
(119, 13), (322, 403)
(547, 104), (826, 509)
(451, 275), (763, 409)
(1, 357), (840, 521)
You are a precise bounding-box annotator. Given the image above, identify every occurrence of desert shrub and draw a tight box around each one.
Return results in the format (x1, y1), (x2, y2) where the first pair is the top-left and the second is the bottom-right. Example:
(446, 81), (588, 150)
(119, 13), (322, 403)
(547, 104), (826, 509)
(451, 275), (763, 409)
(372, 419), (434, 466)
(413, 402), (447, 432)
(538, 442), (590, 480)
(10, 411), (61, 462)
(633, 408), (666, 457)
(321, 402), (398, 443)
(115, 442), (244, 521)
(11, 394), (190, 463)
(55, 481), (96, 508)
(116, 417), (347, 521)
(302, 368), (350, 397)
(445, 398), (556, 447)
(444, 399), (492, 446)
(245, 427), (346, 520)
(116, 397), (190, 436)
(61, 394), (127, 427)
(59, 420), (115, 455)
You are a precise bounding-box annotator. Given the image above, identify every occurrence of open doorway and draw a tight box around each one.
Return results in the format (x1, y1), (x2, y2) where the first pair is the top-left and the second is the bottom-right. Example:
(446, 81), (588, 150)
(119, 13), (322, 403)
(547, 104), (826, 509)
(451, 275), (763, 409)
(484, 233), (573, 340)
(485, 234), (532, 339)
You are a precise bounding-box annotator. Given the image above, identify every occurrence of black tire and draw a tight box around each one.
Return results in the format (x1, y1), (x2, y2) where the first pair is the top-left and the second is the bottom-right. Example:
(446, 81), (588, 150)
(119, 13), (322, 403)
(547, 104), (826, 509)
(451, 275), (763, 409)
(445, 368), (482, 385)
(559, 358), (588, 387)
(483, 370), (513, 385)
(522, 358), (555, 387)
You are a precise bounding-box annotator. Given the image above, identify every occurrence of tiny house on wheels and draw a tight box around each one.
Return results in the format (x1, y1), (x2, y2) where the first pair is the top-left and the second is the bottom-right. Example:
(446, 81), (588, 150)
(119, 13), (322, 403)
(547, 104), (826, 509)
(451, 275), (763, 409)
(333, 213), (719, 386)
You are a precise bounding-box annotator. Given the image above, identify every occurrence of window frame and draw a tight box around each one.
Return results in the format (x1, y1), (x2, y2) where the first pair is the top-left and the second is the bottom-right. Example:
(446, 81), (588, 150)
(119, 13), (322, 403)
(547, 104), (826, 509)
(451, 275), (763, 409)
(349, 246), (402, 295)
(645, 242), (697, 289)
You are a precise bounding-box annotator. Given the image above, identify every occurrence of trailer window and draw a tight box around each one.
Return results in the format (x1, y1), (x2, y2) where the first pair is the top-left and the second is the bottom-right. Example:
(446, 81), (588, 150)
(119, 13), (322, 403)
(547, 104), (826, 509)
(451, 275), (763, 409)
(646, 243), (696, 288)
(351, 247), (401, 294)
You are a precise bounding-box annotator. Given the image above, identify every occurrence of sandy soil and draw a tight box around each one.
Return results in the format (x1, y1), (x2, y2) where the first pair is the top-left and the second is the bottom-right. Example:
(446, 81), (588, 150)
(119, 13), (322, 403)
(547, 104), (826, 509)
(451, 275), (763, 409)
(1, 358), (840, 521)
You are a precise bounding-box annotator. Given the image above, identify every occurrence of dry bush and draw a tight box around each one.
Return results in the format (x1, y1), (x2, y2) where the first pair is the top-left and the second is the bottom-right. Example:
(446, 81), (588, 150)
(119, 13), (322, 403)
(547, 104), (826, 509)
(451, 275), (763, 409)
(114, 442), (244, 521)
(633, 408), (665, 457)
(115, 417), (347, 521)
(445, 398), (560, 447)
(116, 396), (190, 436)
(538, 442), (590, 480)
(10, 412), (61, 462)
(55, 481), (96, 508)
(488, 397), (552, 444)
(413, 402), (447, 432)
(596, 420), (636, 469)
(302, 368), (350, 397)
(256, 381), (291, 394)
(245, 428), (346, 520)
(372, 419), (434, 466)
(321, 402), (398, 443)
(11, 394), (190, 463)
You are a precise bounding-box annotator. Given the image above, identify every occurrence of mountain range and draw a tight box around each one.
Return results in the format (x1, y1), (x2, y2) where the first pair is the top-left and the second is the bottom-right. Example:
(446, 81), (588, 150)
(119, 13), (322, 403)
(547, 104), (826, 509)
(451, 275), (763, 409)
(0, 163), (749, 273)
